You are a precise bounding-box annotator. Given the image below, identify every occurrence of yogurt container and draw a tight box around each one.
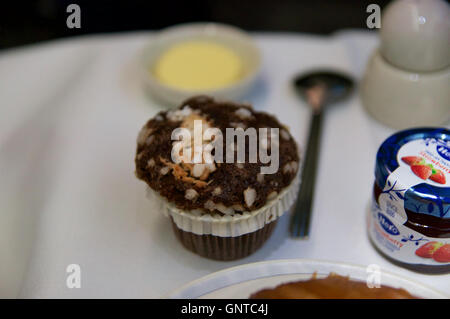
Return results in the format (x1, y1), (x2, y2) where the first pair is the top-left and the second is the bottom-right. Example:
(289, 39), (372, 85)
(368, 128), (450, 273)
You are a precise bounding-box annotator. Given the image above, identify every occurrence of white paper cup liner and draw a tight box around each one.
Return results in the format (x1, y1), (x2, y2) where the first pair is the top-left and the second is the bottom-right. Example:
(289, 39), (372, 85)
(146, 171), (300, 237)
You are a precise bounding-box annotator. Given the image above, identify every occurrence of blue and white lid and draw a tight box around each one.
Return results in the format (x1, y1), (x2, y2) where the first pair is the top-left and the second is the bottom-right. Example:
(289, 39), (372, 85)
(375, 128), (450, 221)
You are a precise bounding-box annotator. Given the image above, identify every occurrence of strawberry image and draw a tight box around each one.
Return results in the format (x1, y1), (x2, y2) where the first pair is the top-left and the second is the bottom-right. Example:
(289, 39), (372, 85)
(415, 241), (443, 258)
(432, 244), (450, 263)
(411, 165), (432, 180)
(401, 156), (424, 166)
(429, 170), (446, 184)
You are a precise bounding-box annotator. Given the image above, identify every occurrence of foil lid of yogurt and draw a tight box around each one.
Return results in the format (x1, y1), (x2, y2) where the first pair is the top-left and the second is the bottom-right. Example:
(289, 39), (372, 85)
(375, 128), (450, 221)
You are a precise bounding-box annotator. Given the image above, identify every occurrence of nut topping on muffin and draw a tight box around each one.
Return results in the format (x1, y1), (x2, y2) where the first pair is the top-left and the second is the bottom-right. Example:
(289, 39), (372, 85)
(135, 96), (299, 214)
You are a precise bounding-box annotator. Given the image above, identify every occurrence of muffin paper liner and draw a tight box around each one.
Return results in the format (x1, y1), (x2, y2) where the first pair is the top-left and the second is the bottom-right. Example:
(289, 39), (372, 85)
(146, 171), (300, 237)
(170, 218), (278, 260)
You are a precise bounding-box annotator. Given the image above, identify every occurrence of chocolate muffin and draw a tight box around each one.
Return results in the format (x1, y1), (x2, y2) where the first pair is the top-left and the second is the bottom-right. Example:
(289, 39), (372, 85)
(135, 96), (300, 260)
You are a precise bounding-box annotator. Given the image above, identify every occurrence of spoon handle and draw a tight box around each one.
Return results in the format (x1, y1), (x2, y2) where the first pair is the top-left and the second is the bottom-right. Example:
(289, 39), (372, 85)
(290, 111), (323, 238)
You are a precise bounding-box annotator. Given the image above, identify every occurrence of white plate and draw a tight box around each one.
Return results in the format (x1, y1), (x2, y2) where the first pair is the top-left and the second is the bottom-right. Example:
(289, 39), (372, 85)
(167, 259), (447, 299)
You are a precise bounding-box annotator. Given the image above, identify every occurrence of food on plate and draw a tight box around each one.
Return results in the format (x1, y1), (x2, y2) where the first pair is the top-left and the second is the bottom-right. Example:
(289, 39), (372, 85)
(249, 273), (418, 299)
(135, 96), (300, 260)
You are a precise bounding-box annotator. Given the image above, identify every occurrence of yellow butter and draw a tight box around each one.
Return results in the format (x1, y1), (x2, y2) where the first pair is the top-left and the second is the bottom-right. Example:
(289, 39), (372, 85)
(154, 41), (243, 90)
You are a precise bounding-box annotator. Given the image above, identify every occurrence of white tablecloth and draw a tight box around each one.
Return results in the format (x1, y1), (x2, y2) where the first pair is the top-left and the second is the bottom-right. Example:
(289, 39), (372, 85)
(0, 30), (448, 298)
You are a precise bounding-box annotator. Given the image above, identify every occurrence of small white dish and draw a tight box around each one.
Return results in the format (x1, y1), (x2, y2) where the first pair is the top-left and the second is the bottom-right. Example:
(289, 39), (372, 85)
(361, 50), (450, 129)
(140, 23), (261, 106)
(166, 259), (447, 299)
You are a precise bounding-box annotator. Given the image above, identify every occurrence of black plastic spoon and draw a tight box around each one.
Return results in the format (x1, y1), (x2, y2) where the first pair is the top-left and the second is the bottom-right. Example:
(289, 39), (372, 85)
(290, 70), (354, 238)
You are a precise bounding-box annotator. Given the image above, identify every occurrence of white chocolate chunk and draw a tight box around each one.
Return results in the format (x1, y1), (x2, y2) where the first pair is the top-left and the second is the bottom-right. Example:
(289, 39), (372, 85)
(235, 108), (253, 119)
(160, 166), (170, 175)
(145, 135), (155, 145)
(204, 200), (216, 211)
(283, 161), (298, 174)
(212, 187), (222, 196)
(215, 203), (234, 215)
(147, 158), (155, 167)
(244, 187), (256, 208)
(185, 189), (198, 201)
(192, 164), (206, 177)
(137, 127), (153, 145)
(281, 129), (290, 140)
(283, 163), (291, 174)
(167, 106), (193, 122)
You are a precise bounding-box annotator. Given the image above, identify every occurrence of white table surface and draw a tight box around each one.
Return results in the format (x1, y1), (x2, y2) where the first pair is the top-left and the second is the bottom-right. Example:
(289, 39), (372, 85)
(0, 30), (448, 298)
